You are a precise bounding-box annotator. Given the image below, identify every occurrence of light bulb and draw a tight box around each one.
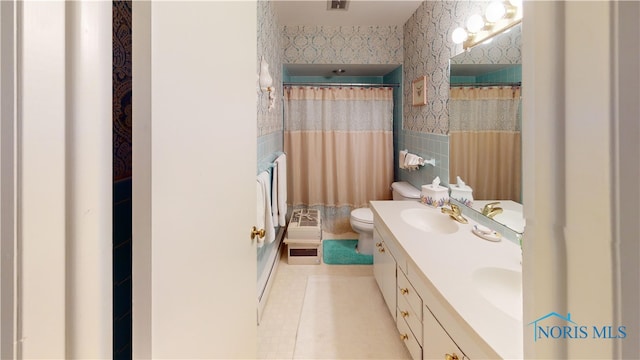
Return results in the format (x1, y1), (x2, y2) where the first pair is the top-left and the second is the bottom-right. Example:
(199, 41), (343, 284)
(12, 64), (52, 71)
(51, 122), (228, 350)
(452, 27), (468, 44)
(466, 14), (484, 33)
(485, 1), (506, 23)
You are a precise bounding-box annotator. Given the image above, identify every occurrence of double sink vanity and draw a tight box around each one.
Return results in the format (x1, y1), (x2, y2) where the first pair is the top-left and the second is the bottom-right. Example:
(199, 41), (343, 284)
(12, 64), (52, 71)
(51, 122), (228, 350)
(370, 200), (523, 360)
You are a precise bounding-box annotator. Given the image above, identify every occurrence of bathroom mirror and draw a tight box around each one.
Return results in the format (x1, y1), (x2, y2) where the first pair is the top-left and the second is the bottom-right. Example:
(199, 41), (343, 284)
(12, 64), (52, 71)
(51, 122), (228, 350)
(448, 24), (524, 233)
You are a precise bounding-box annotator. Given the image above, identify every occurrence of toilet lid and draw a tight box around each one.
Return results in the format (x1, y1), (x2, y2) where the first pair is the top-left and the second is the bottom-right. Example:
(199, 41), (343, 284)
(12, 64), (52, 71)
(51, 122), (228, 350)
(352, 208), (373, 224)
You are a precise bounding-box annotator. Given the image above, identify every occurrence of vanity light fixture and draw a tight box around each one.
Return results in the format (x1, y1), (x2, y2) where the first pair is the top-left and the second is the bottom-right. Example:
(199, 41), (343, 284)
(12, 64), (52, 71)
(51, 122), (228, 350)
(259, 56), (276, 111)
(466, 14), (485, 34)
(451, 27), (468, 44)
(485, 1), (506, 23)
(451, 0), (522, 50)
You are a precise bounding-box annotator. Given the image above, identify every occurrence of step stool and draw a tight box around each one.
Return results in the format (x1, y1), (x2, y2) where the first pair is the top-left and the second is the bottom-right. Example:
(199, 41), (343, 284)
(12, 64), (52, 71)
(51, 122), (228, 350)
(284, 209), (322, 265)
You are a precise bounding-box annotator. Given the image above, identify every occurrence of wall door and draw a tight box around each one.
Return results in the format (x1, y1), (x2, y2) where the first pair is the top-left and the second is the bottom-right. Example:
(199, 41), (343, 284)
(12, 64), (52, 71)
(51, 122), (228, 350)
(132, 2), (258, 358)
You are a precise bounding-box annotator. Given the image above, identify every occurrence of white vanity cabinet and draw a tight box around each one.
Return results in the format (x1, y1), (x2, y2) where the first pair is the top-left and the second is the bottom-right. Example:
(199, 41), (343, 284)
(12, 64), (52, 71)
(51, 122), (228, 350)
(370, 201), (523, 360)
(373, 227), (397, 319)
(373, 217), (470, 360)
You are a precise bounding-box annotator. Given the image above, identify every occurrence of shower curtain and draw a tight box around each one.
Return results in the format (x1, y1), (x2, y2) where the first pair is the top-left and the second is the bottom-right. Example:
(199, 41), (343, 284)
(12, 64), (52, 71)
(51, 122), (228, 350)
(449, 86), (521, 202)
(284, 86), (394, 233)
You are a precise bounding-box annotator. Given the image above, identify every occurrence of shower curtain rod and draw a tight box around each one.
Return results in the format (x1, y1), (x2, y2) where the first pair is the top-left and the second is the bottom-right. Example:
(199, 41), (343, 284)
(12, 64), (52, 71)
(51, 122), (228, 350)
(450, 82), (521, 87)
(283, 82), (400, 88)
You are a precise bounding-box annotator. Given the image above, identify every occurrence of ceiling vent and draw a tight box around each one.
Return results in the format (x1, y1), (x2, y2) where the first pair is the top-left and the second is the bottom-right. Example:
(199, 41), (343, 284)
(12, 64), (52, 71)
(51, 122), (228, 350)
(327, 0), (349, 11)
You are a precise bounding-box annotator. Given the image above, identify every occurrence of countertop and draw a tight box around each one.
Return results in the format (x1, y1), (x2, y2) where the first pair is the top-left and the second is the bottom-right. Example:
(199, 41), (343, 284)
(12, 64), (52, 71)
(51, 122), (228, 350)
(370, 200), (523, 359)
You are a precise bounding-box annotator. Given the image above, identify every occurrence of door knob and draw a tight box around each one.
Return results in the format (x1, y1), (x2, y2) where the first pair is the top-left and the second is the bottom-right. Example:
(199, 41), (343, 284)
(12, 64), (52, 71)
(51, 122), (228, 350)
(251, 226), (265, 240)
(445, 353), (459, 360)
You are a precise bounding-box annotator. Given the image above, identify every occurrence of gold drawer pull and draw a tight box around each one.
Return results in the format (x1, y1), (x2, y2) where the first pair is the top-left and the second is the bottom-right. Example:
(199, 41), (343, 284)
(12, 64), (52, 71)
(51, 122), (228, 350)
(375, 242), (382, 247)
(445, 353), (459, 360)
(400, 333), (409, 341)
(378, 247), (385, 253)
(400, 288), (409, 295)
(400, 310), (409, 318)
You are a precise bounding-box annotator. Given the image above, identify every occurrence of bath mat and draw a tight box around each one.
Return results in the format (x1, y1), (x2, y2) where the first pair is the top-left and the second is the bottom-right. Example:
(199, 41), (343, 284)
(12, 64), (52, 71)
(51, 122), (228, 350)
(322, 239), (373, 265)
(294, 275), (410, 359)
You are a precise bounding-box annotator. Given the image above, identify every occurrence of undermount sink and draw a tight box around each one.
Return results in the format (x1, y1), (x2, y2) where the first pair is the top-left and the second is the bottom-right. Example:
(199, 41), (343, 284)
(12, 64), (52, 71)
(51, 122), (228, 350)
(400, 208), (460, 234)
(492, 209), (526, 233)
(472, 267), (522, 320)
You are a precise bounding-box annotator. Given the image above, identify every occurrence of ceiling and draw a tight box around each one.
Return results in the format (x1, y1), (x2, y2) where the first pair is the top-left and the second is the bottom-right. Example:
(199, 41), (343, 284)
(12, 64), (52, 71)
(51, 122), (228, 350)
(274, 0), (423, 26)
(275, 1), (422, 77)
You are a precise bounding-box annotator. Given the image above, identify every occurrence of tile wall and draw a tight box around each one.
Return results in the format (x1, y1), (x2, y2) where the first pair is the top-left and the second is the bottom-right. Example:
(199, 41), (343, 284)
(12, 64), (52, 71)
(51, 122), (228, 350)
(477, 65), (522, 83)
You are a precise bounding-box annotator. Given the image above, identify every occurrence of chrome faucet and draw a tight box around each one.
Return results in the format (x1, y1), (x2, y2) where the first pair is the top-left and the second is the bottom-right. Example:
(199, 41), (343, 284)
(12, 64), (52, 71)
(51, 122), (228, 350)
(481, 202), (503, 219)
(441, 203), (468, 224)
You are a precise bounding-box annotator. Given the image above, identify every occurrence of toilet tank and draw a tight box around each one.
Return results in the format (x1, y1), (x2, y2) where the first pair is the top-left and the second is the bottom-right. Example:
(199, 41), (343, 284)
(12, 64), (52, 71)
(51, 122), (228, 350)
(391, 181), (421, 200)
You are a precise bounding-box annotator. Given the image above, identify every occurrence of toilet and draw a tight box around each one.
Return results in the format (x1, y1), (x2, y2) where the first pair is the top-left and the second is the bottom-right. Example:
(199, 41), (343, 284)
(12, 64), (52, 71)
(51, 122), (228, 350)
(350, 181), (421, 255)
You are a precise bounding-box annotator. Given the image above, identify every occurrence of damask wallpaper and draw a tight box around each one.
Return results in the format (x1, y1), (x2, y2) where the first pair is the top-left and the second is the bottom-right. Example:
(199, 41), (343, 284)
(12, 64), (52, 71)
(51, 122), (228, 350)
(282, 25), (403, 65)
(257, 0), (283, 136)
(402, 0), (489, 134)
(113, 1), (132, 181)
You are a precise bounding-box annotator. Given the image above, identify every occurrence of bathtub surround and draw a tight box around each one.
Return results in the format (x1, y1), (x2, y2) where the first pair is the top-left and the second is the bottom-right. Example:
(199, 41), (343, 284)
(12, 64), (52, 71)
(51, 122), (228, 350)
(284, 86), (394, 233)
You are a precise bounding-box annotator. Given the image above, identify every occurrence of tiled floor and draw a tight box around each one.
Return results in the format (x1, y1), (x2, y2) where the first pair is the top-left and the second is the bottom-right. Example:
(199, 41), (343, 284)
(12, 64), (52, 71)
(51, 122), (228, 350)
(257, 236), (411, 359)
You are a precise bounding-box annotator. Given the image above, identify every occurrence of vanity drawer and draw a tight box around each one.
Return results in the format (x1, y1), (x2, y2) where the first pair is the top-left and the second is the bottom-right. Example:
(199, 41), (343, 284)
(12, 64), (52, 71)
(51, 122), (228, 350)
(397, 269), (423, 319)
(423, 305), (468, 360)
(374, 222), (406, 270)
(397, 293), (423, 346)
(397, 315), (422, 360)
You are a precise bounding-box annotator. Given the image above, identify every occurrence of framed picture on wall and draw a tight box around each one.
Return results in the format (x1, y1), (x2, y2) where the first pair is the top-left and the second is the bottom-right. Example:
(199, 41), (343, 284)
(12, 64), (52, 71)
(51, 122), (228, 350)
(412, 76), (427, 106)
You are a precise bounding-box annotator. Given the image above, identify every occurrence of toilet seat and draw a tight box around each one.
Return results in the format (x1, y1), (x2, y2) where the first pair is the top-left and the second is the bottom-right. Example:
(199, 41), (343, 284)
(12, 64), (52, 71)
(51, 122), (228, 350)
(351, 208), (373, 224)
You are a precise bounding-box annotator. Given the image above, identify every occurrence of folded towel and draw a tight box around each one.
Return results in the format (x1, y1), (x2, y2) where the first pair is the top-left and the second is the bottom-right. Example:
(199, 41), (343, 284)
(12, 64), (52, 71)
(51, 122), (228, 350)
(275, 153), (287, 226)
(257, 171), (275, 246)
(256, 181), (266, 248)
(271, 162), (279, 226)
(399, 150), (408, 169)
(404, 153), (425, 167)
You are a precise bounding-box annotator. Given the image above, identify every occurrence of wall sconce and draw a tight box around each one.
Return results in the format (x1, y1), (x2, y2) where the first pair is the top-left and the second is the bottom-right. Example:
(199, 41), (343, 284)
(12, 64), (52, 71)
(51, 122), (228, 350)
(259, 56), (276, 111)
(452, 0), (522, 50)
